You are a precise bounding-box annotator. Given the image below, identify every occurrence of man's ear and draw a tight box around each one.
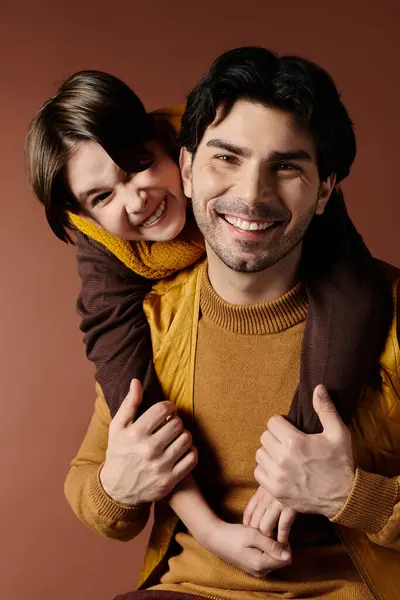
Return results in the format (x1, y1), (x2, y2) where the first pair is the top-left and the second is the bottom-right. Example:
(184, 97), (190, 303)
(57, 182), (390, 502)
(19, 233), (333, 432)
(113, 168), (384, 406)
(315, 173), (337, 215)
(179, 147), (193, 198)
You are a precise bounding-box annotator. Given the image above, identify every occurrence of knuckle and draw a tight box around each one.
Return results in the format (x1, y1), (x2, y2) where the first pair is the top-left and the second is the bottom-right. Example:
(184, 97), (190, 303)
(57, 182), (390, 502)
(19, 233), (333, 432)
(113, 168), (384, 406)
(141, 442), (156, 461)
(250, 556), (264, 574)
(285, 435), (296, 451)
(157, 474), (172, 495)
(155, 401), (175, 421)
(268, 539), (279, 554)
(188, 446), (198, 466)
(267, 416), (278, 429)
(180, 430), (192, 445)
(172, 416), (183, 433)
(276, 455), (288, 469)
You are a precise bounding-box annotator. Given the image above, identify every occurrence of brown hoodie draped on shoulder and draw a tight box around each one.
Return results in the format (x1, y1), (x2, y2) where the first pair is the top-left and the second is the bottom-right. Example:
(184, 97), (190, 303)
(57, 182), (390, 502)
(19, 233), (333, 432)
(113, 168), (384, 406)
(75, 187), (393, 434)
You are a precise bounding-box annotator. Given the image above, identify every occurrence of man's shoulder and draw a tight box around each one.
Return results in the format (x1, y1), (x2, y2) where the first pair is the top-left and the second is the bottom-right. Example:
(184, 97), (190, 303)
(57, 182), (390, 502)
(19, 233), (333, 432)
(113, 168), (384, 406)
(143, 260), (204, 336)
(143, 260), (204, 359)
(374, 259), (400, 377)
(375, 258), (400, 285)
(147, 260), (205, 300)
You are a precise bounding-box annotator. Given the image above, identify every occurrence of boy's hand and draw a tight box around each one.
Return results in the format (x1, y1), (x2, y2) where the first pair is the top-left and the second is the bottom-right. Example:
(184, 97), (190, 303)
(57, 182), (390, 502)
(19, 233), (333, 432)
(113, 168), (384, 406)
(243, 486), (297, 545)
(206, 521), (291, 578)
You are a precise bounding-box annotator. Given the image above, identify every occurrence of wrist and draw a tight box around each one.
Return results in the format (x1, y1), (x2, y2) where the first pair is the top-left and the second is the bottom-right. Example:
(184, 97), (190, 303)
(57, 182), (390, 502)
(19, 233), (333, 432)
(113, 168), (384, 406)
(99, 463), (139, 507)
(323, 468), (356, 518)
(199, 517), (228, 553)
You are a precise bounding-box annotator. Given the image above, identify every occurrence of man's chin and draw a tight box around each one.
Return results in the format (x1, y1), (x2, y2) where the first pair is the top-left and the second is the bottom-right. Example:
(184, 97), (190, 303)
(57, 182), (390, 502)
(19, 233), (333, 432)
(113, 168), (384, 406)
(213, 248), (274, 274)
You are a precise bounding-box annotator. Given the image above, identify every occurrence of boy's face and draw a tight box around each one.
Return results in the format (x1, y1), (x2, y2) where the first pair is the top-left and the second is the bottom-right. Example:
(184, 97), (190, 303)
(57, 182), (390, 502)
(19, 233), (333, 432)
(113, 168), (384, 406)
(181, 100), (335, 273)
(66, 140), (187, 241)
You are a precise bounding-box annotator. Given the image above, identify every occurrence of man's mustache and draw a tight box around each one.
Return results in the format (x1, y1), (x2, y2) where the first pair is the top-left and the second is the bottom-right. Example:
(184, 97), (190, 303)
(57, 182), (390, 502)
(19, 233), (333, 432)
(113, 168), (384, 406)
(213, 197), (287, 221)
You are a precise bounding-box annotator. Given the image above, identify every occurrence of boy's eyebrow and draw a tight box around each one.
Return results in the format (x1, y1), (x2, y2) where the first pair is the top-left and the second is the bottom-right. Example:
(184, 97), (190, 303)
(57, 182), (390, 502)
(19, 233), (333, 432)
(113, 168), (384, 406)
(205, 139), (313, 163)
(79, 186), (105, 202)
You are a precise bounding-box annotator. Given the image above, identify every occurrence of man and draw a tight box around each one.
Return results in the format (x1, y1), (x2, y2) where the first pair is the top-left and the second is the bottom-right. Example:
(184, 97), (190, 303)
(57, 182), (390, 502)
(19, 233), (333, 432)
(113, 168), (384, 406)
(65, 47), (400, 599)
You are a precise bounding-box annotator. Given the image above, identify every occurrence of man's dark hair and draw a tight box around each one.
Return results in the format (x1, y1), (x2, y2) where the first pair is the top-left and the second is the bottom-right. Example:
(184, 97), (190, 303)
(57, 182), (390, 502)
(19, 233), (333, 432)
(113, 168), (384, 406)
(180, 46), (356, 183)
(26, 71), (174, 243)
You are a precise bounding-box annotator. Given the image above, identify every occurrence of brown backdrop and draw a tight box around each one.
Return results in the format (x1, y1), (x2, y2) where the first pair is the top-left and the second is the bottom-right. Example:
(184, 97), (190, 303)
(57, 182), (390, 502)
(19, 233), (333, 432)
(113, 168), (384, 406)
(1, 1), (399, 599)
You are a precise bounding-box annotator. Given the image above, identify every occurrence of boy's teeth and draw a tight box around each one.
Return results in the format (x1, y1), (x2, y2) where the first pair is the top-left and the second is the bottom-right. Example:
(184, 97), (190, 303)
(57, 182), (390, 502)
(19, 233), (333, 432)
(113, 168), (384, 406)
(142, 198), (166, 226)
(224, 215), (275, 231)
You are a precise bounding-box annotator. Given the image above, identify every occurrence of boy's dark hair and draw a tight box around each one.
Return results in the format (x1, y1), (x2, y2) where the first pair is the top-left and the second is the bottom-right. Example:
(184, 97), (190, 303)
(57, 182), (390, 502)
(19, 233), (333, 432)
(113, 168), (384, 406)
(26, 71), (173, 243)
(180, 46), (356, 183)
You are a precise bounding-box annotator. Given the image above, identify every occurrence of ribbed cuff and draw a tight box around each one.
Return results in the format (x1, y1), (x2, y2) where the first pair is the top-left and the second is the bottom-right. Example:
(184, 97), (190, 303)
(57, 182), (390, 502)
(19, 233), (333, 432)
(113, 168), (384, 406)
(90, 465), (148, 522)
(330, 468), (398, 533)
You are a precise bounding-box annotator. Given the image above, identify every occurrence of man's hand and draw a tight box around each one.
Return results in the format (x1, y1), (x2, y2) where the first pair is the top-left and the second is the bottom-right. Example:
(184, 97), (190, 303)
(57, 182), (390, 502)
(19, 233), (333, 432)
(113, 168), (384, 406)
(254, 385), (355, 518)
(100, 379), (198, 506)
(207, 521), (291, 578)
(243, 486), (296, 545)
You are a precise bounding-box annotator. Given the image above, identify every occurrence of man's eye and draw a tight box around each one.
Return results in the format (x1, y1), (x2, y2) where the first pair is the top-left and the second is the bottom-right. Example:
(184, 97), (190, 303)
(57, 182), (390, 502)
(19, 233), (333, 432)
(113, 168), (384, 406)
(92, 191), (112, 207)
(275, 163), (298, 172)
(216, 154), (236, 163)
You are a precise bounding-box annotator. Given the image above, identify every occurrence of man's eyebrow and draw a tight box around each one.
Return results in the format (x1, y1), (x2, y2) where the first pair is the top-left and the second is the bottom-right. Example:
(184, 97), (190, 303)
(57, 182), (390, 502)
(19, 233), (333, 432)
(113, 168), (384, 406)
(268, 150), (313, 162)
(205, 140), (313, 163)
(205, 139), (252, 158)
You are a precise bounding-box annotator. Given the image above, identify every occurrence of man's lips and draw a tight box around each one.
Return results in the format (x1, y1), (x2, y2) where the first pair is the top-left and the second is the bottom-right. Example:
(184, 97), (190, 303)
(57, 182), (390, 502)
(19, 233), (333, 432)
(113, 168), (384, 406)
(221, 213), (281, 232)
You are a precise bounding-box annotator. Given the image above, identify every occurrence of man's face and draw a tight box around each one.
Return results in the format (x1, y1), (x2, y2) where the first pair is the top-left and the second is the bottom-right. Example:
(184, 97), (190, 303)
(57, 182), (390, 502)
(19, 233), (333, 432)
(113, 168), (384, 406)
(180, 100), (335, 273)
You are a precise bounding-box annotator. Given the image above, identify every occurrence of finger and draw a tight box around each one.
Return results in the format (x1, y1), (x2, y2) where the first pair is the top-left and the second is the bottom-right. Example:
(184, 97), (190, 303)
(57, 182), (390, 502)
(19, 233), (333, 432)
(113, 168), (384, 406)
(247, 547), (290, 577)
(249, 498), (267, 530)
(136, 401), (176, 435)
(255, 446), (279, 475)
(312, 385), (345, 438)
(164, 430), (193, 463)
(277, 508), (296, 545)
(172, 445), (198, 482)
(113, 379), (143, 429)
(152, 416), (184, 452)
(243, 493), (259, 526)
(254, 461), (276, 493)
(267, 414), (303, 443)
(260, 430), (282, 461)
(251, 529), (291, 562)
(258, 504), (283, 537)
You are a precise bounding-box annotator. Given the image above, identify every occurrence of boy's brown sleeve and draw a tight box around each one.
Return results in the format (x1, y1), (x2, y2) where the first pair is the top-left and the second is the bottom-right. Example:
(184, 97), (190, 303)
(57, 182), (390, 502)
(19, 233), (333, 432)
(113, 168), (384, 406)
(75, 231), (164, 417)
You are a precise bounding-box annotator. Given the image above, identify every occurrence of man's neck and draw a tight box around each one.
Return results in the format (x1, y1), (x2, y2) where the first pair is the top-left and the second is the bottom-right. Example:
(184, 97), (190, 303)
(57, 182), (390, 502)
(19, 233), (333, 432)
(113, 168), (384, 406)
(206, 245), (302, 305)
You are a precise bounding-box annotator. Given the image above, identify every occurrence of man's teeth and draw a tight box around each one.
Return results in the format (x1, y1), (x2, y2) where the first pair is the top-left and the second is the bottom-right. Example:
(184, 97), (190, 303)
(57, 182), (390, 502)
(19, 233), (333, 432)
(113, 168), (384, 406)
(223, 215), (275, 231)
(142, 198), (166, 226)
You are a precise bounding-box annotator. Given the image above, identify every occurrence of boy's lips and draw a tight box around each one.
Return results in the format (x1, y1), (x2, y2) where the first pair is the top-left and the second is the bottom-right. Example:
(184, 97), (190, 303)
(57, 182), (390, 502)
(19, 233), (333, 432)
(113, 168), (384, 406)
(140, 195), (167, 228)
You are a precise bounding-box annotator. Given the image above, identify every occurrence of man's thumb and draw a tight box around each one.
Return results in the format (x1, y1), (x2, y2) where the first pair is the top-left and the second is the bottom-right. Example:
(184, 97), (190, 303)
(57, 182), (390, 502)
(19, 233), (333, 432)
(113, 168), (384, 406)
(312, 384), (343, 435)
(115, 379), (143, 428)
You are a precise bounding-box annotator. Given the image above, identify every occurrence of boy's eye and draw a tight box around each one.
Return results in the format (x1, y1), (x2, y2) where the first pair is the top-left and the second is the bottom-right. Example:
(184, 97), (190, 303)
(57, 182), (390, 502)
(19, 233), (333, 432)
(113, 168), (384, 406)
(92, 191), (112, 207)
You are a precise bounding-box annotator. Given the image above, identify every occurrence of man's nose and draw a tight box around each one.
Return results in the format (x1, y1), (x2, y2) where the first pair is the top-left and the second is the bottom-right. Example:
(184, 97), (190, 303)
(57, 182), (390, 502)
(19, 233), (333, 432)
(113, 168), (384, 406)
(235, 166), (273, 207)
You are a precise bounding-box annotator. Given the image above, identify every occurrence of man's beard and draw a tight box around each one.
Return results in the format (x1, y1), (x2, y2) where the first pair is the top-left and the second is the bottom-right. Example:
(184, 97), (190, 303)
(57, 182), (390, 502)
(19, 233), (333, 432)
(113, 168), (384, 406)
(191, 193), (319, 274)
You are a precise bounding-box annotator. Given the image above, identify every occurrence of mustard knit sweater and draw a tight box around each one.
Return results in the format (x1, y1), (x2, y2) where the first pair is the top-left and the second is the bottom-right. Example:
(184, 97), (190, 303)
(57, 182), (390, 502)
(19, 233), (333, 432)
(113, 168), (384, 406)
(150, 267), (370, 600)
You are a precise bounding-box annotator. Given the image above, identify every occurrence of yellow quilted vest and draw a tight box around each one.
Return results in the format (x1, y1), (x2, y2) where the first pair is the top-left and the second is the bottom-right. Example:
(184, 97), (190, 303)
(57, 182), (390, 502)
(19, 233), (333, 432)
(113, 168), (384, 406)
(139, 260), (400, 599)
